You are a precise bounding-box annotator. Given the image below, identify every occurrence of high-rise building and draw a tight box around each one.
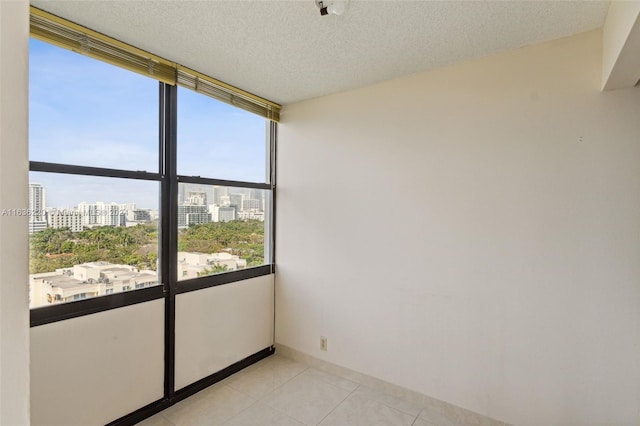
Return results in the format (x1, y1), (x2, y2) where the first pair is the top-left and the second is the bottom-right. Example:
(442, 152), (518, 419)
(177, 190), (211, 228)
(178, 205), (210, 228)
(118, 203), (137, 216)
(28, 183), (47, 233)
(249, 188), (265, 210)
(180, 184), (216, 207)
(78, 202), (126, 227)
(97, 202), (125, 227)
(126, 209), (151, 223)
(229, 193), (244, 212)
(211, 205), (236, 222)
(77, 202), (99, 226)
(212, 186), (228, 206)
(218, 206), (236, 222)
(47, 209), (84, 232)
(242, 198), (261, 211)
(29, 183), (46, 219)
(186, 191), (207, 206)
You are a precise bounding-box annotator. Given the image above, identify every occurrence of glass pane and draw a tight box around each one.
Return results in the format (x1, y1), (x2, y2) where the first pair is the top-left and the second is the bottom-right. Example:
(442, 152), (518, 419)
(177, 88), (268, 183)
(29, 38), (158, 172)
(28, 172), (160, 309)
(177, 183), (268, 281)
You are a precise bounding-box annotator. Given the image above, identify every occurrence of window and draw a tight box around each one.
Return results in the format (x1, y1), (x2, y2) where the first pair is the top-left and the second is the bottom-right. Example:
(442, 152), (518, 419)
(29, 40), (162, 310)
(29, 39), (158, 171)
(28, 8), (278, 320)
(177, 88), (268, 183)
(176, 184), (269, 280)
(176, 88), (272, 282)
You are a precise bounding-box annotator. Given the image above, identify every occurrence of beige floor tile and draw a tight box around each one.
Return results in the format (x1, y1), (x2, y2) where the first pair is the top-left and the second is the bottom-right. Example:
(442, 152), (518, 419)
(319, 393), (416, 426)
(261, 372), (351, 425)
(419, 407), (465, 426)
(136, 355), (501, 426)
(225, 355), (307, 399)
(351, 385), (423, 416)
(223, 402), (305, 426)
(136, 413), (175, 426)
(300, 367), (359, 392)
(412, 417), (434, 426)
(162, 384), (256, 425)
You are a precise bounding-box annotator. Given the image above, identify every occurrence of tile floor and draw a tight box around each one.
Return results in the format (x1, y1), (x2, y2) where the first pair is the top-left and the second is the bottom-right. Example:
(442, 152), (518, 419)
(137, 354), (487, 426)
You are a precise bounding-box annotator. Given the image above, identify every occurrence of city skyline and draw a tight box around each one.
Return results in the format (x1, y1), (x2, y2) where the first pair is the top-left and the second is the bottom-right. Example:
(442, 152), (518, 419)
(28, 181), (266, 235)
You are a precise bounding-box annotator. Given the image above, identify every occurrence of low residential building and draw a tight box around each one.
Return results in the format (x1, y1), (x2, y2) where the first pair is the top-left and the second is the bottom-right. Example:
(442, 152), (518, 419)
(177, 251), (246, 280)
(29, 262), (158, 308)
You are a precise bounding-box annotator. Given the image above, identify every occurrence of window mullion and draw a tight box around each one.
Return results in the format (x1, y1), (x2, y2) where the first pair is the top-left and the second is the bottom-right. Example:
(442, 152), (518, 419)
(159, 82), (178, 400)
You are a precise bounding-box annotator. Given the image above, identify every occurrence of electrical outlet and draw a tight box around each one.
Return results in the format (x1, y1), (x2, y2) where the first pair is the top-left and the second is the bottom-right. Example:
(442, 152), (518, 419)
(320, 336), (327, 351)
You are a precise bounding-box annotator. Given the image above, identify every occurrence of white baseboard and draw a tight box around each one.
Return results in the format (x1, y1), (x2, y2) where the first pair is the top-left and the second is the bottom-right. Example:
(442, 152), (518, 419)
(274, 343), (510, 426)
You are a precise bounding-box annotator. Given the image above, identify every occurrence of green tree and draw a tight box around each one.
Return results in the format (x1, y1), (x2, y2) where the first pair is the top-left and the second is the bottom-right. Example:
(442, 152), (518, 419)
(29, 223), (160, 274)
(178, 220), (265, 266)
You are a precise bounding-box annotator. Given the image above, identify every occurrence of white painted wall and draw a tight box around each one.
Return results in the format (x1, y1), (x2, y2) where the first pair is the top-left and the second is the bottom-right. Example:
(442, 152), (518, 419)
(0, 1), (30, 424)
(175, 275), (274, 390)
(276, 29), (640, 425)
(31, 300), (164, 426)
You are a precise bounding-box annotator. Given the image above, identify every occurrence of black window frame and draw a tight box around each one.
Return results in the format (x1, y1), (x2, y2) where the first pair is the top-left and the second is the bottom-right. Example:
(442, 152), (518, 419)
(29, 55), (276, 328)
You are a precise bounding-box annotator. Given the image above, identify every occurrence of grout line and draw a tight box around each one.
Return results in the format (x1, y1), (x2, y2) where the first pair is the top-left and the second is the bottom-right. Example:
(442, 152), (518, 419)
(262, 402), (303, 423)
(348, 382), (422, 417)
(410, 408), (424, 426)
(217, 395), (261, 426)
(313, 384), (360, 425)
(254, 363), (310, 403)
(153, 356), (306, 425)
(274, 361), (310, 388)
(159, 412), (177, 426)
(273, 351), (425, 424)
(304, 367), (361, 393)
(252, 365), (313, 422)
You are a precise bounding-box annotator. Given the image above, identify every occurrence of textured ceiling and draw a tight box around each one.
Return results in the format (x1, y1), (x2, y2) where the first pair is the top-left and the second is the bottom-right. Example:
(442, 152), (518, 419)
(31, 0), (610, 105)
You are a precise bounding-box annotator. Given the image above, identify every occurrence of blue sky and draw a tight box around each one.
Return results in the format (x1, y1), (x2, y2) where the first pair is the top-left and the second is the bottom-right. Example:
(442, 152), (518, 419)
(29, 38), (267, 209)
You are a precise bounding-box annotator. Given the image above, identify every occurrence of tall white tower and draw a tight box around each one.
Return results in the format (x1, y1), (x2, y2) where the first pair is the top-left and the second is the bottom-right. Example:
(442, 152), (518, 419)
(28, 183), (47, 233)
(29, 183), (46, 219)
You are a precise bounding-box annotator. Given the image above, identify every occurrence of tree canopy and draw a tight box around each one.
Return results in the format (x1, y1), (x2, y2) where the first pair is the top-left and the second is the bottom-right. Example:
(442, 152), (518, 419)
(29, 220), (265, 274)
(178, 220), (265, 267)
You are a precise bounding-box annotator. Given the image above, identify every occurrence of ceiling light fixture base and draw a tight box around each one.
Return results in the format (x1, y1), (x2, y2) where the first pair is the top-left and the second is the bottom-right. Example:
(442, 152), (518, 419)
(315, 0), (348, 16)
